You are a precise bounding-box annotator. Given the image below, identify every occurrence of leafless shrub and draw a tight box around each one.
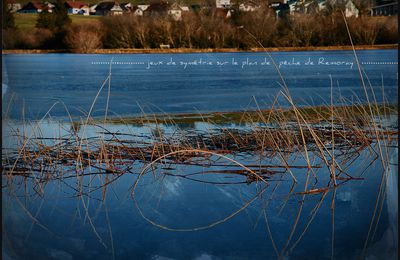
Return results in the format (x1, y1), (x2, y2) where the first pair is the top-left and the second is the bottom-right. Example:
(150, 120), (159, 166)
(285, 14), (320, 47)
(101, 15), (151, 48)
(375, 16), (398, 44)
(238, 5), (277, 47)
(65, 22), (103, 53)
(349, 17), (385, 45)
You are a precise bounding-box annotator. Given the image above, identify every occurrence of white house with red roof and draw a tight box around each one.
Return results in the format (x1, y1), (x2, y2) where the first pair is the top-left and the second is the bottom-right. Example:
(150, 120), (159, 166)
(65, 1), (90, 15)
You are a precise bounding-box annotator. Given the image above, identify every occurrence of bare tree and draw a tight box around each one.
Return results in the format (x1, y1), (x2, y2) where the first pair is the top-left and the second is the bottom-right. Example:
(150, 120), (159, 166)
(349, 16), (386, 45)
(238, 5), (277, 47)
(65, 23), (103, 53)
(286, 13), (319, 46)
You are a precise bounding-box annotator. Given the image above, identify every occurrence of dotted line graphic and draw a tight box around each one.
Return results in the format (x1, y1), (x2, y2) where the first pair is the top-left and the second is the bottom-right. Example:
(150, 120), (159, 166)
(91, 61), (398, 66)
(91, 61), (146, 65)
(361, 62), (398, 65)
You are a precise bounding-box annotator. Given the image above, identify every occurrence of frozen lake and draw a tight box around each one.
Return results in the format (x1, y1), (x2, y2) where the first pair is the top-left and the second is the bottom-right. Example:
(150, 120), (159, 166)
(2, 50), (398, 259)
(2, 49), (398, 120)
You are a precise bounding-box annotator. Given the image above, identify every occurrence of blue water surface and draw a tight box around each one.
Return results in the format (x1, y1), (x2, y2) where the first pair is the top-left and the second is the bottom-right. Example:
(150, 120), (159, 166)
(2, 50), (398, 120)
(1, 50), (398, 260)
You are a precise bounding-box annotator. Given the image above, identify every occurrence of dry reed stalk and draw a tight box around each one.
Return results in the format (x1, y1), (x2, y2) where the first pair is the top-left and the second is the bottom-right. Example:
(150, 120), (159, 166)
(279, 169), (311, 258)
(263, 209), (280, 258)
(289, 190), (329, 253)
(331, 187), (337, 260)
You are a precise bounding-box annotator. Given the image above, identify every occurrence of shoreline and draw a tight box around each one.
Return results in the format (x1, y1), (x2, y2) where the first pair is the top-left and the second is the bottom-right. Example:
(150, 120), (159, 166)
(98, 104), (398, 125)
(2, 44), (398, 54)
(5, 104), (398, 125)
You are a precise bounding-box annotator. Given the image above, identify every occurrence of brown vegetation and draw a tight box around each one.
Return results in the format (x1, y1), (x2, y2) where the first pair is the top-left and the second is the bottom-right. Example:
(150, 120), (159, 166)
(3, 99), (397, 184)
(97, 10), (397, 50)
(65, 22), (104, 52)
(3, 8), (398, 51)
(3, 28), (54, 49)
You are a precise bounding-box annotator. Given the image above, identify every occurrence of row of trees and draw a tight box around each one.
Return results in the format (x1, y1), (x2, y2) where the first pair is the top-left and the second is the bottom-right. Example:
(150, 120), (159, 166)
(2, 4), (398, 52)
(92, 8), (397, 51)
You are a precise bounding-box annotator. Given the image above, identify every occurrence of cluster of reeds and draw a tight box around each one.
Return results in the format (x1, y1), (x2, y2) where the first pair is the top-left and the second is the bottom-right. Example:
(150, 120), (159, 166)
(2, 94), (397, 188)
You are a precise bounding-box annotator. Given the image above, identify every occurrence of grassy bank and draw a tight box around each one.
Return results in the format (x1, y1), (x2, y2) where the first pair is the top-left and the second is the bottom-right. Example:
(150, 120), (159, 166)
(100, 104), (398, 126)
(2, 44), (398, 54)
(14, 13), (101, 30)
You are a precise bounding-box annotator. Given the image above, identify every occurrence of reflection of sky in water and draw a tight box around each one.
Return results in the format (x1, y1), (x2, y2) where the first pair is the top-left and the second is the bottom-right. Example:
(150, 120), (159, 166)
(2, 121), (398, 260)
(2, 49), (398, 259)
(364, 148), (398, 259)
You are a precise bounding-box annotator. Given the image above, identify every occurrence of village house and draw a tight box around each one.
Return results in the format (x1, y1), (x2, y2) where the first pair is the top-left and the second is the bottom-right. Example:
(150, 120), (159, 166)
(180, 6), (190, 11)
(14, 0), (390, 18)
(168, 3), (190, 20)
(18, 2), (48, 13)
(138, 4), (150, 11)
(65, 1), (90, 15)
(126, 4), (149, 16)
(320, 0), (359, 17)
(89, 4), (98, 14)
(286, 0), (321, 14)
(342, 0), (359, 17)
(129, 4), (148, 15)
(168, 7), (181, 20)
(216, 0), (231, 9)
(132, 6), (143, 15)
(7, 0), (22, 12)
(44, 1), (55, 9)
(318, 0), (327, 10)
(120, 2), (133, 12)
(95, 1), (123, 15)
(288, 0), (359, 17)
(288, 0), (303, 14)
